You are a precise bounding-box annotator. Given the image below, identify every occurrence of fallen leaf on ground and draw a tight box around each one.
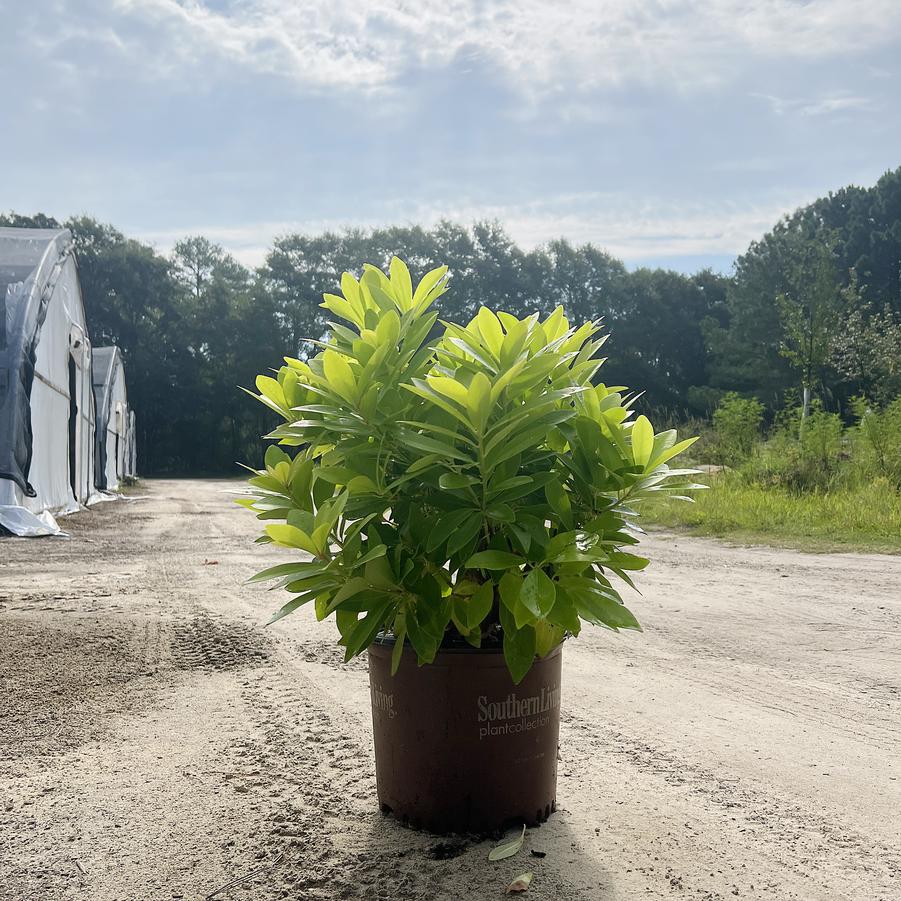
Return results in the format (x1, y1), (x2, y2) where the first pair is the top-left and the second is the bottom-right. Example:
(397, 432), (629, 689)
(505, 872), (533, 893)
(488, 825), (526, 862)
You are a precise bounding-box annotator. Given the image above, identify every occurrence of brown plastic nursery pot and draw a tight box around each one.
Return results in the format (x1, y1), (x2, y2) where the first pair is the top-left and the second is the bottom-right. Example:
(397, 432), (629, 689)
(368, 639), (562, 835)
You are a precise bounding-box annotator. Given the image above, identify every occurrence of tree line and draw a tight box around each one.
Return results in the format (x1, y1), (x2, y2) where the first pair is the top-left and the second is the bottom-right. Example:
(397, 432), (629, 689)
(3, 166), (899, 475)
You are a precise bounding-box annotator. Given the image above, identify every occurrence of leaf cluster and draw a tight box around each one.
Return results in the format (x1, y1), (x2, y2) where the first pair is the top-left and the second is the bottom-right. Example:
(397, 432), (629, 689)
(240, 258), (700, 681)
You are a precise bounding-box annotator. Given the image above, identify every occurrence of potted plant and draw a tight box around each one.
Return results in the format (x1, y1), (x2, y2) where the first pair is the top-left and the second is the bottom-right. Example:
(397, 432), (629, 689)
(241, 258), (699, 834)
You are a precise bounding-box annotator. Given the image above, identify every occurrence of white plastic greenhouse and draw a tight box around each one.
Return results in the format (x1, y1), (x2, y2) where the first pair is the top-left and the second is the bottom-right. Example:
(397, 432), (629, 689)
(92, 345), (136, 491)
(0, 228), (98, 536)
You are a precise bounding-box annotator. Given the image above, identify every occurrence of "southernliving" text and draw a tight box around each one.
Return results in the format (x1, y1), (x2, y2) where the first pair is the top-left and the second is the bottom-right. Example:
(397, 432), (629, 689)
(477, 686), (560, 724)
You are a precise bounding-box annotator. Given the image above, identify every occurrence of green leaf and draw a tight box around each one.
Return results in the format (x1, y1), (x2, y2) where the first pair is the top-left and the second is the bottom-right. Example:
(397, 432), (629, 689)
(342, 598), (394, 659)
(327, 576), (370, 608)
(351, 543), (388, 568)
(571, 587), (642, 631)
(499, 570), (535, 629)
(545, 480), (573, 529)
(322, 349), (357, 403)
(467, 581), (495, 629)
(486, 422), (563, 469)
(264, 523), (319, 555)
(426, 375), (469, 406)
(364, 555), (395, 588)
(648, 435), (699, 469)
(534, 620), (564, 657)
(498, 571), (522, 612)
(477, 307), (504, 355)
(425, 509), (474, 553)
(485, 502), (515, 523)
(406, 602), (441, 665)
(389, 256), (413, 310)
(395, 427), (470, 461)
(266, 593), (316, 626)
(630, 415), (654, 466)
(520, 568), (556, 618)
(466, 371), (491, 428)
(450, 596), (469, 635)
(391, 616), (407, 675)
(325, 586), (389, 617)
(606, 551), (650, 571)
(255, 375), (286, 409)
(503, 623), (537, 685)
(264, 445), (290, 468)
(465, 550), (525, 570)
(321, 292), (360, 325)
(438, 472), (479, 490)
(446, 512), (483, 558)
(546, 587), (581, 633)
(246, 561), (327, 584)
(346, 475), (379, 494)
(400, 419), (477, 448)
(412, 265), (449, 311)
(375, 308), (401, 346)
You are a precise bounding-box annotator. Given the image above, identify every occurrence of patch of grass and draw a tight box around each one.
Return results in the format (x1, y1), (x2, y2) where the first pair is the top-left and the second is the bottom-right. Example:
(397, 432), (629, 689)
(640, 475), (901, 554)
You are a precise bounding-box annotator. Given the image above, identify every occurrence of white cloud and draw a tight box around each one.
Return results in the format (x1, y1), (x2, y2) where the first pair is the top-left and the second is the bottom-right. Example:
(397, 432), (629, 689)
(133, 191), (807, 269)
(751, 92), (877, 117)
(433, 193), (810, 263)
(798, 96), (876, 117)
(104, 0), (901, 96)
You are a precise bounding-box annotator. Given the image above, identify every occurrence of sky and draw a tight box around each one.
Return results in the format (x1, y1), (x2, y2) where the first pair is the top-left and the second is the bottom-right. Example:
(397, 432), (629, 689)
(1, 0), (900, 273)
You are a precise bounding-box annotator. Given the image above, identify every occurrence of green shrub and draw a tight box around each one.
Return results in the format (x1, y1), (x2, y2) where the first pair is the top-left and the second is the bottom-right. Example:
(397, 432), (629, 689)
(712, 392), (763, 467)
(799, 409), (844, 479)
(736, 402), (843, 493)
(240, 258), (699, 682)
(852, 397), (901, 487)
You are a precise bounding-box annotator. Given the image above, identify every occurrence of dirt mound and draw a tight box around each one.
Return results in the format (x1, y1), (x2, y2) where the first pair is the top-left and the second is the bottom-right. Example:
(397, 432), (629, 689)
(169, 614), (270, 672)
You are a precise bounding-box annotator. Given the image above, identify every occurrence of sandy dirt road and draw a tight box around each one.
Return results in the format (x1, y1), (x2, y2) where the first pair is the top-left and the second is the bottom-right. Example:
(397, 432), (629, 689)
(1, 479), (899, 901)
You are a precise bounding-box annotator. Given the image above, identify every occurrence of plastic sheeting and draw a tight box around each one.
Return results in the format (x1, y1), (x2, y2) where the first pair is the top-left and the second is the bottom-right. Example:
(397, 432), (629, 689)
(0, 228), (96, 536)
(126, 409), (137, 478)
(92, 346), (132, 491)
(0, 504), (67, 537)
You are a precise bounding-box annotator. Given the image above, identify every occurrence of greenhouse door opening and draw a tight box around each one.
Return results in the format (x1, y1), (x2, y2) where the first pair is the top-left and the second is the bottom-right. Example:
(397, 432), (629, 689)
(68, 354), (77, 498)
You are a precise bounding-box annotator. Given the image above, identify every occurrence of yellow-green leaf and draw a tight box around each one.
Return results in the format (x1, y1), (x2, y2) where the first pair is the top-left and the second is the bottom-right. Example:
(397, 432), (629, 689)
(649, 435), (698, 469)
(412, 265), (448, 311)
(255, 375), (286, 408)
(426, 375), (469, 406)
(322, 349), (357, 403)
(477, 307), (504, 355)
(375, 309), (401, 347)
(389, 257), (413, 311)
(320, 293), (361, 326)
(466, 372), (491, 427)
(488, 825), (526, 861)
(265, 524), (319, 555)
(340, 271), (364, 317)
(631, 415), (654, 467)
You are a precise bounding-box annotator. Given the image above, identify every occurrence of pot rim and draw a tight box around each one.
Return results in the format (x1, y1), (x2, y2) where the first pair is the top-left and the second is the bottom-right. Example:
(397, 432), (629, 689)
(370, 632), (566, 658)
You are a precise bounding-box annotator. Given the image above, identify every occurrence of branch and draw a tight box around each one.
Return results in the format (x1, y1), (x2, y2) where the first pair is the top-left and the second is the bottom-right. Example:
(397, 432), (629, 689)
(204, 851), (286, 900)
